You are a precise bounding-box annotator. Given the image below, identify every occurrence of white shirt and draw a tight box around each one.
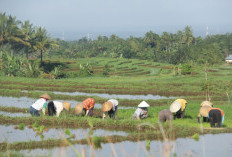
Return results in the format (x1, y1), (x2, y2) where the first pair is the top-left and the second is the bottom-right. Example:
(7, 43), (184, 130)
(108, 99), (119, 111)
(31, 98), (47, 111)
(53, 101), (64, 117)
(133, 108), (148, 118)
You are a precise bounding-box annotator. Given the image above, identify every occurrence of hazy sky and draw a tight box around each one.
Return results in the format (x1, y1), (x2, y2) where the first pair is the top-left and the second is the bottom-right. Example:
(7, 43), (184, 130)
(0, 0), (231, 39)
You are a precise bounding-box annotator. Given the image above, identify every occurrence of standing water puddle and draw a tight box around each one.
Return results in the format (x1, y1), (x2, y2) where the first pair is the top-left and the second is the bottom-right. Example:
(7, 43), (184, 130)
(0, 96), (134, 109)
(0, 125), (128, 143)
(18, 133), (232, 157)
(52, 91), (175, 100)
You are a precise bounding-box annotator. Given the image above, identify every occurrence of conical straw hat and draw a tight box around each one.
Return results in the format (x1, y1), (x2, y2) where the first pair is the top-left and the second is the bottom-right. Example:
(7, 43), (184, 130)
(63, 101), (71, 111)
(75, 103), (83, 115)
(200, 101), (213, 107)
(101, 101), (113, 112)
(40, 93), (51, 100)
(200, 106), (211, 117)
(138, 101), (150, 107)
(170, 101), (181, 113)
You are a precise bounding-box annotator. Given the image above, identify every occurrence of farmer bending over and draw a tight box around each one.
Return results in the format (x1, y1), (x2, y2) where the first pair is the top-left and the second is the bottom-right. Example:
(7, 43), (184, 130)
(102, 99), (119, 119)
(29, 93), (51, 116)
(170, 99), (187, 119)
(48, 101), (70, 117)
(82, 98), (95, 117)
(133, 101), (150, 120)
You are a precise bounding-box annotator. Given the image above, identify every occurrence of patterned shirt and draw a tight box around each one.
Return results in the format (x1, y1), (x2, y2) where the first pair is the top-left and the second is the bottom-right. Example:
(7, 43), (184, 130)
(83, 98), (95, 110)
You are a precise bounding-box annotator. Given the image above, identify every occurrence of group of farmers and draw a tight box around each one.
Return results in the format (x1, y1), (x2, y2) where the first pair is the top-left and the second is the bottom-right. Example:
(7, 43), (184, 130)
(29, 93), (224, 128)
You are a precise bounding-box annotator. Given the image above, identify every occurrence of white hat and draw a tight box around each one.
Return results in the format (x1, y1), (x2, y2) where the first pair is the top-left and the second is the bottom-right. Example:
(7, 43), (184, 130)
(170, 101), (181, 113)
(138, 101), (150, 107)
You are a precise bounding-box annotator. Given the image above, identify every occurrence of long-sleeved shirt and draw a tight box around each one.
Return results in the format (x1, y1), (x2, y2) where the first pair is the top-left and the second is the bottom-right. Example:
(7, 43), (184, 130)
(133, 108), (148, 119)
(108, 99), (118, 111)
(83, 98), (95, 110)
(31, 98), (47, 111)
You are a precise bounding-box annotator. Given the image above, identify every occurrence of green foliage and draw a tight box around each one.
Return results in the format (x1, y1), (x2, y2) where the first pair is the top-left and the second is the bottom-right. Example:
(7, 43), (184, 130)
(92, 136), (102, 149)
(79, 63), (93, 77)
(50, 65), (63, 79)
(181, 64), (192, 75)
(23, 60), (42, 78)
(65, 129), (71, 136)
(191, 133), (200, 141)
(103, 64), (110, 76)
(18, 123), (25, 130)
(32, 122), (39, 128)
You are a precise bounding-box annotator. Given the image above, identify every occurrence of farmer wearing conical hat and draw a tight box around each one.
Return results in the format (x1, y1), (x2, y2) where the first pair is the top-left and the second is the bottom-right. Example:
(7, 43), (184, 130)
(82, 98), (95, 117)
(133, 101), (150, 120)
(102, 99), (119, 119)
(29, 93), (51, 116)
(47, 101), (71, 117)
(197, 101), (213, 123)
(170, 99), (187, 119)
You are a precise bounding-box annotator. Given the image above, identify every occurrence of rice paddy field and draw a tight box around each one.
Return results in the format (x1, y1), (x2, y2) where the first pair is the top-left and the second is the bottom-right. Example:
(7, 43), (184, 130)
(1, 57), (232, 156)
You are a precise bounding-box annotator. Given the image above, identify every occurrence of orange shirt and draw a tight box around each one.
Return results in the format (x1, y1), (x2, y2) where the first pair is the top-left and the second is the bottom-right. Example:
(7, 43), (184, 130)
(83, 98), (95, 110)
(209, 108), (225, 116)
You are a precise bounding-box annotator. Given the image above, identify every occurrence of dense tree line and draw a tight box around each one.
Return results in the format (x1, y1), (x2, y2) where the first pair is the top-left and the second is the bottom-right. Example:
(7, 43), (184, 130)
(53, 28), (232, 65)
(1, 12), (232, 65)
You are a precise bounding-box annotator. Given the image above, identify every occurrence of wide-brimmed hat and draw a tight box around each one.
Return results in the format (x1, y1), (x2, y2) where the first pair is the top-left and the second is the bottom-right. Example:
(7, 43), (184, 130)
(63, 101), (71, 111)
(170, 101), (181, 113)
(200, 106), (211, 117)
(138, 101), (150, 108)
(75, 103), (83, 115)
(101, 101), (113, 112)
(40, 93), (51, 100)
(200, 101), (213, 107)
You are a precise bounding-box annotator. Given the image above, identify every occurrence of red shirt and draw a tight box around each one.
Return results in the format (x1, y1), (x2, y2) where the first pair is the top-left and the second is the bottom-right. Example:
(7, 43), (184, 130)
(83, 98), (95, 110)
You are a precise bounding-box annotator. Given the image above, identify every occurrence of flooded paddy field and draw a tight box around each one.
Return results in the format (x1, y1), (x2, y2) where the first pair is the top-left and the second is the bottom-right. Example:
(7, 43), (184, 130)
(2, 133), (232, 157)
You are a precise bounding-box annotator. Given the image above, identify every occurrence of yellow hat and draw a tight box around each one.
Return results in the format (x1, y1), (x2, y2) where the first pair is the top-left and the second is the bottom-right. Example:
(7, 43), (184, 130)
(101, 101), (113, 112)
(40, 93), (51, 100)
(75, 103), (83, 115)
(200, 101), (213, 107)
(63, 101), (71, 111)
(200, 106), (211, 117)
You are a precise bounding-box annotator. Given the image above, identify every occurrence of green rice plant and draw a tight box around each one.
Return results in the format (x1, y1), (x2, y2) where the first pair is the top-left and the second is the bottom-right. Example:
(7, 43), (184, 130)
(18, 123), (25, 130)
(65, 129), (71, 136)
(146, 140), (150, 151)
(32, 122), (39, 128)
(92, 136), (102, 149)
(191, 133), (200, 141)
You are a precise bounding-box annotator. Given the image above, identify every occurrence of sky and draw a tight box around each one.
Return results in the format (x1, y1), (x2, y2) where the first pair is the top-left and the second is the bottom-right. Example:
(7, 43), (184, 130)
(0, 0), (232, 40)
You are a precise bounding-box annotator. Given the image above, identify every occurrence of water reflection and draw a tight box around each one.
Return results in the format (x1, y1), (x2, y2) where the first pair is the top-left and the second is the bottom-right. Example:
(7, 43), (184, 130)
(0, 125), (128, 143)
(18, 133), (232, 157)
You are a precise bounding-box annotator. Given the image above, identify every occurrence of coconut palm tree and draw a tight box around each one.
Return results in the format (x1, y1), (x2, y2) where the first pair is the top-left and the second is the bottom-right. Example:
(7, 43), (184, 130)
(5, 15), (25, 57)
(0, 12), (8, 49)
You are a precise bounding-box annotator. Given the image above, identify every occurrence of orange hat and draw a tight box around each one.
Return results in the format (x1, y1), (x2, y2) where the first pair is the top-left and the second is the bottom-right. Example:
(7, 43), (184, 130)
(63, 101), (71, 111)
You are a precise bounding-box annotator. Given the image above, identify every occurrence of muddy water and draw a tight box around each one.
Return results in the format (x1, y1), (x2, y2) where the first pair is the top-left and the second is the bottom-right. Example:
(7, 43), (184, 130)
(52, 91), (176, 100)
(0, 125), (128, 143)
(0, 96), (133, 109)
(18, 133), (232, 157)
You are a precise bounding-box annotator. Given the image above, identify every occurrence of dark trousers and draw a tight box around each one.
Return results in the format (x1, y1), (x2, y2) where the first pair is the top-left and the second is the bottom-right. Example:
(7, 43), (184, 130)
(29, 106), (40, 116)
(108, 106), (117, 119)
(83, 107), (94, 117)
(209, 109), (222, 128)
(173, 109), (185, 119)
